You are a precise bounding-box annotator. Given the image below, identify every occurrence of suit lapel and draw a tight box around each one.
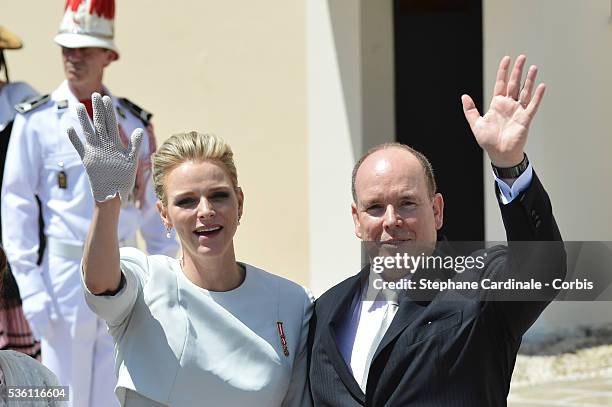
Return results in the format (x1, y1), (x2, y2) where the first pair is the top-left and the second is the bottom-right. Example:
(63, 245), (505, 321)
(371, 264), (447, 363)
(320, 263), (443, 402)
(371, 297), (426, 363)
(322, 267), (368, 403)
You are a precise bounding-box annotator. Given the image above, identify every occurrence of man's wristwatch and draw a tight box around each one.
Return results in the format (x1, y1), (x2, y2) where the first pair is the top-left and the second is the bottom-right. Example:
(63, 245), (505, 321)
(491, 154), (529, 179)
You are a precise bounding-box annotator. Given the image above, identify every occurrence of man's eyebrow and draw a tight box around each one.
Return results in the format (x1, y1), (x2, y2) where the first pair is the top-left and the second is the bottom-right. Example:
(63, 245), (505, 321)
(359, 191), (420, 206)
(359, 198), (380, 207)
(398, 192), (419, 200)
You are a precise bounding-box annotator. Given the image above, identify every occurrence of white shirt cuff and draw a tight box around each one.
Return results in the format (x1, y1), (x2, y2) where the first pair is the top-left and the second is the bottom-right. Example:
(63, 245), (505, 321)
(494, 163), (533, 205)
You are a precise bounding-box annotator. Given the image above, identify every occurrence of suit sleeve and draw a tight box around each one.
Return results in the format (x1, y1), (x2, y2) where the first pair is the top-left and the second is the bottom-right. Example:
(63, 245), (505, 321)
(282, 287), (315, 407)
(491, 171), (567, 341)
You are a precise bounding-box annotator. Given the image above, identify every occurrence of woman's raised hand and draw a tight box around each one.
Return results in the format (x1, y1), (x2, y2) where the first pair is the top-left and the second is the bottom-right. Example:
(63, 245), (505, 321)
(67, 92), (143, 202)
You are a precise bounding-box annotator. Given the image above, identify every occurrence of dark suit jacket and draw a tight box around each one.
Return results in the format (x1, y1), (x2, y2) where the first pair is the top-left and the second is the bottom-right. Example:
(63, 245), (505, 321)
(308, 173), (566, 407)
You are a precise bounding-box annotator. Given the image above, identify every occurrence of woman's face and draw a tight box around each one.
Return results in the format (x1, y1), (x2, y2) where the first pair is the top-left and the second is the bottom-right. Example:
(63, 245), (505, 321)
(158, 160), (243, 260)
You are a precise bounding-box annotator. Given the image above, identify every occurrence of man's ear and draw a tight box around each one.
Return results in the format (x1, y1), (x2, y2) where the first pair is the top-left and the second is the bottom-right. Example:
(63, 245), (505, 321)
(157, 201), (171, 228)
(351, 202), (363, 239)
(103, 49), (117, 66)
(432, 193), (444, 230)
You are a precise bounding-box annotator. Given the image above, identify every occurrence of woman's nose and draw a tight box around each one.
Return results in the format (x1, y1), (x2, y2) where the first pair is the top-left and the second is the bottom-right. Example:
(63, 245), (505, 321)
(197, 198), (215, 219)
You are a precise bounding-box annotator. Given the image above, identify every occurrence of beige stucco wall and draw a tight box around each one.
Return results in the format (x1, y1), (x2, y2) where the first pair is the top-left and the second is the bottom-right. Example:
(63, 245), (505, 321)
(4, 0), (309, 285)
(484, 0), (612, 331)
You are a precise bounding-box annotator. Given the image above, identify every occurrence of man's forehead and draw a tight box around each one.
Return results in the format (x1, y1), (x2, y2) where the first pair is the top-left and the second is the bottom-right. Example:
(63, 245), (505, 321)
(356, 147), (424, 181)
(358, 183), (419, 203)
(354, 148), (427, 199)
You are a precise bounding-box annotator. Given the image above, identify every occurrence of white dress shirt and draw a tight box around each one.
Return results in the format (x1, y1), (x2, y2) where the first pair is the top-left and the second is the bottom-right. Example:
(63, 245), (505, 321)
(348, 273), (400, 391)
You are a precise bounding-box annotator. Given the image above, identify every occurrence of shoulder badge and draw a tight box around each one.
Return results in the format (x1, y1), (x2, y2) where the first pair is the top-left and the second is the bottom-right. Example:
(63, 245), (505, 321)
(118, 97), (153, 126)
(14, 94), (51, 114)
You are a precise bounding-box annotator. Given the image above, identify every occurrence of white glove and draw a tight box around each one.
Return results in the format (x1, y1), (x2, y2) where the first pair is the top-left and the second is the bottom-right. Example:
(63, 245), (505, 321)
(67, 92), (144, 203)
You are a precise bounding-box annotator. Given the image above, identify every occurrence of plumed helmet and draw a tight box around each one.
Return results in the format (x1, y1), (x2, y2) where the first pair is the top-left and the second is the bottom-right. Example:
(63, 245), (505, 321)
(54, 0), (119, 59)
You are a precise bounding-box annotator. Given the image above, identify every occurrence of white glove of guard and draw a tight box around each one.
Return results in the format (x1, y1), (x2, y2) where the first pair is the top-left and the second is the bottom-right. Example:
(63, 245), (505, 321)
(67, 92), (144, 203)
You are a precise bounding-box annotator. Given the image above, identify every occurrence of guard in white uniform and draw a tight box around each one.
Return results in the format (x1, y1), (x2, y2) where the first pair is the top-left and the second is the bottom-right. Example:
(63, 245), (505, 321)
(0, 2), (178, 406)
(0, 25), (42, 361)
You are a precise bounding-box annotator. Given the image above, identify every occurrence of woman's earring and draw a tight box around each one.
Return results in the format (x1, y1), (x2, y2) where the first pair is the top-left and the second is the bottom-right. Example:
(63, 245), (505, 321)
(166, 226), (173, 239)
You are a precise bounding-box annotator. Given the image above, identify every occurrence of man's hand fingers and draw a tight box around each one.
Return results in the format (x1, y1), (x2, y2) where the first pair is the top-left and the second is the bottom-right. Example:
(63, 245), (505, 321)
(507, 55), (526, 100)
(461, 94), (480, 130)
(102, 95), (121, 147)
(523, 83), (546, 123)
(76, 103), (98, 146)
(92, 93), (108, 143)
(493, 56), (511, 97)
(67, 127), (85, 159)
(518, 65), (538, 107)
(128, 128), (144, 159)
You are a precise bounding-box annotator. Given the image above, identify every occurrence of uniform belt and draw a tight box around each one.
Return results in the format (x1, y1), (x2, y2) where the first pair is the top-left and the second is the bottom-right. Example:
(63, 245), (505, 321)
(47, 236), (137, 261)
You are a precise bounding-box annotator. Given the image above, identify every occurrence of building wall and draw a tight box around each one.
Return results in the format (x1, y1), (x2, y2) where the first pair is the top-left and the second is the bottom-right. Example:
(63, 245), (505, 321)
(4, 0), (310, 285)
(484, 0), (612, 331)
(307, 0), (394, 295)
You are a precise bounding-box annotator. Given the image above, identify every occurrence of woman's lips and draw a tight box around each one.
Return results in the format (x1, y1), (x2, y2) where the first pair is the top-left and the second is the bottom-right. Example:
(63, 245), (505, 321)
(193, 226), (223, 240)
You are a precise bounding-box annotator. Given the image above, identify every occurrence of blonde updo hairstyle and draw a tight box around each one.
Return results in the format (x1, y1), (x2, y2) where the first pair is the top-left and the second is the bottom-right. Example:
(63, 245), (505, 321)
(152, 131), (239, 207)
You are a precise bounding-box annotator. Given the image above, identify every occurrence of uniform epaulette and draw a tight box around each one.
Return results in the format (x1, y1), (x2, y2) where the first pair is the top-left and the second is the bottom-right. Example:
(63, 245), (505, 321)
(118, 97), (153, 126)
(14, 94), (51, 114)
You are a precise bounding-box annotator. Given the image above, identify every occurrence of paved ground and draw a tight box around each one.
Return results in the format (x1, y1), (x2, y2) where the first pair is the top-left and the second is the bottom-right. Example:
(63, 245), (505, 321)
(508, 376), (612, 407)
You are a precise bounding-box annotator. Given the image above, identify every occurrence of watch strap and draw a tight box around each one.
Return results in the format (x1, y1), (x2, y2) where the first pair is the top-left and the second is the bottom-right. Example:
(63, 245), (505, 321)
(491, 154), (529, 179)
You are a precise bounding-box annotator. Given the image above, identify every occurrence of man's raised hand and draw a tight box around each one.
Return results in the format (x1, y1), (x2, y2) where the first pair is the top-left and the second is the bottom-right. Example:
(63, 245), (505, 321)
(462, 55), (546, 168)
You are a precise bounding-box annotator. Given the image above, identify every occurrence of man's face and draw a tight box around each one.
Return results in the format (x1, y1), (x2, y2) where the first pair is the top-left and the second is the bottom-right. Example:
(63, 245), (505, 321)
(351, 147), (444, 247)
(61, 47), (114, 86)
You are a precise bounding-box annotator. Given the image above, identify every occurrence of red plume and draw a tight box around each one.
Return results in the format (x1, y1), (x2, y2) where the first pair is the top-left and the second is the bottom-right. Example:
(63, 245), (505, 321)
(65, 0), (115, 19)
(65, 0), (83, 12)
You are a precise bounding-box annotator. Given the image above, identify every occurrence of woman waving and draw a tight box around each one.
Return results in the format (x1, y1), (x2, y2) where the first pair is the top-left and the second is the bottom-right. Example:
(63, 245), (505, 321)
(71, 93), (313, 406)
